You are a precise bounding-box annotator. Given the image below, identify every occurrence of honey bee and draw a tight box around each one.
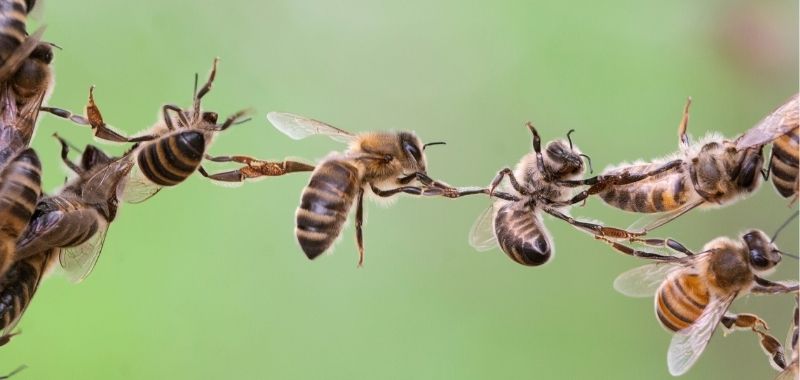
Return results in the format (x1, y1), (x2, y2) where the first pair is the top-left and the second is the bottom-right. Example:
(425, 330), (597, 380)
(737, 94), (799, 203)
(266, 111), (465, 266)
(14, 135), (131, 282)
(0, 249), (54, 346)
(606, 213), (799, 376)
(0, 148), (40, 278)
(41, 58), (248, 202)
(559, 97), (786, 233)
(469, 123), (637, 266)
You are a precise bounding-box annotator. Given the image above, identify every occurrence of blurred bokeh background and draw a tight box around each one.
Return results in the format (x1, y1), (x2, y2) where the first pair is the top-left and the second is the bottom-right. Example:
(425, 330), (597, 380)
(3, 0), (797, 379)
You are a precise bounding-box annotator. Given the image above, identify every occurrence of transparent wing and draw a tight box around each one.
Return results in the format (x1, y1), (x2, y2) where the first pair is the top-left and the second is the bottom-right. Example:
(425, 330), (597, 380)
(614, 262), (681, 298)
(118, 164), (162, 204)
(736, 93), (799, 150)
(0, 26), (44, 82)
(629, 199), (704, 233)
(15, 84), (48, 143)
(59, 223), (108, 283)
(468, 203), (498, 251)
(667, 293), (736, 376)
(81, 156), (135, 204)
(266, 112), (356, 143)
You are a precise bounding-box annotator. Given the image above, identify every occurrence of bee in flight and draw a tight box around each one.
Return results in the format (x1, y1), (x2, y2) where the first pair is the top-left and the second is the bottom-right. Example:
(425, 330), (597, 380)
(469, 123), (636, 266)
(266, 111), (469, 266)
(557, 97), (793, 234)
(606, 212), (799, 376)
(736, 94), (799, 204)
(41, 58), (249, 202)
(13, 135), (132, 283)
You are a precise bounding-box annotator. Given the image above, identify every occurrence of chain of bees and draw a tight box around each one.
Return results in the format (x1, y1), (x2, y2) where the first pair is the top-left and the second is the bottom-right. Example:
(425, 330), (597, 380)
(0, 2), (797, 378)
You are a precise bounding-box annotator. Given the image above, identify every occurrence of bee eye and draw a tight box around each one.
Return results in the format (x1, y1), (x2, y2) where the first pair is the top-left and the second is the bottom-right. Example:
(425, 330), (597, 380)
(403, 141), (421, 161)
(749, 250), (769, 268)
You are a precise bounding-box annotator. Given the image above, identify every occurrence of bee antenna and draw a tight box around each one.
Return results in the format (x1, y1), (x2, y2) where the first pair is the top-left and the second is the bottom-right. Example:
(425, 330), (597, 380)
(579, 153), (593, 174)
(48, 42), (63, 50)
(423, 141), (446, 150)
(779, 251), (799, 260)
(566, 129), (576, 150)
(771, 210), (799, 243)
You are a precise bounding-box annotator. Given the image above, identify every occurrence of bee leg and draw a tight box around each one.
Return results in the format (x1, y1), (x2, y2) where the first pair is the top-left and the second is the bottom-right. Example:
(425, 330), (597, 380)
(489, 168), (527, 196)
(558, 160), (684, 206)
(85, 86), (131, 143)
(215, 109), (252, 131)
(355, 188), (365, 267)
(721, 313), (787, 370)
(527, 122), (555, 181)
(408, 172), (511, 199)
(677, 97), (692, 150)
(589, 233), (680, 261)
(0, 364), (26, 379)
(52, 133), (82, 174)
(0, 331), (21, 347)
(752, 277), (800, 294)
(162, 104), (190, 131)
(199, 155), (315, 182)
(541, 206), (648, 241)
(628, 237), (695, 256)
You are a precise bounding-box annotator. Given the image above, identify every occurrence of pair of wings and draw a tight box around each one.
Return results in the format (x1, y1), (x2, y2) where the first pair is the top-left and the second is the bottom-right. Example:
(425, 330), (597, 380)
(736, 93), (799, 150)
(614, 252), (737, 376)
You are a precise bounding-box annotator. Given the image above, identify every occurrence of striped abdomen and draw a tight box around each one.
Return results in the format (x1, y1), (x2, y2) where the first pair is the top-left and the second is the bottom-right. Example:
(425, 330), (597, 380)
(137, 130), (205, 186)
(655, 273), (709, 332)
(599, 168), (690, 213)
(295, 159), (360, 259)
(0, 0), (31, 61)
(0, 248), (52, 339)
(0, 148), (40, 276)
(770, 128), (799, 199)
(14, 196), (102, 259)
(493, 202), (552, 266)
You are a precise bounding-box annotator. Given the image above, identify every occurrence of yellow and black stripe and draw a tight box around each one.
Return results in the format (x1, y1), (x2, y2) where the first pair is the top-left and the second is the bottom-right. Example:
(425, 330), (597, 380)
(494, 203), (552, 266)
(296, 160), (359, 259)
(0, 148), (40, 275)
(770, 128), (799, 199)
(600, 172), (689, 213)
(0, 0), (32, 61)
(0, 248), (52, 336)
(656, 274), (709, 332)
(137, 130), (205, 186)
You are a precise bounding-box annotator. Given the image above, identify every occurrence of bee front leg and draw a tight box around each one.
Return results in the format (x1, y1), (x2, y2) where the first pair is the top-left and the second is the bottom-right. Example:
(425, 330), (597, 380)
(407, 172), (515, 200)
(489, 168), (527, 196)
(752, 277), (799, 294)
(199, 155), (315, 182)
(542, 206), (648, 241)
(721, 313), (787, 371)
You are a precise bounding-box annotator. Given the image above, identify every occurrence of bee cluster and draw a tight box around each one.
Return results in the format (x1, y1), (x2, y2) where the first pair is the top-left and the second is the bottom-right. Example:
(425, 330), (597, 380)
(0, 2), (798, 378)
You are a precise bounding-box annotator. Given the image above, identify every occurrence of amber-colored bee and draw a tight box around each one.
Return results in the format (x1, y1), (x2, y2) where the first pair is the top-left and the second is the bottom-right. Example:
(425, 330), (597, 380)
(559, 96), (798, 233)
(14, 136), (132, 282)
(469, 123), (634, 266)
(266, 112), (461, 266)
(0, 148), (40, 278)
(606, 213), (798, 376)
(0, 249), (54, 347)
(42, 58), (248, 202)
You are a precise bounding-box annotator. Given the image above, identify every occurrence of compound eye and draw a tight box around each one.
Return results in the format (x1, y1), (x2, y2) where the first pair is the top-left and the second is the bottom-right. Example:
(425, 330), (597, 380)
(749, 250), (769, 268)
(403, 141), (421, 162)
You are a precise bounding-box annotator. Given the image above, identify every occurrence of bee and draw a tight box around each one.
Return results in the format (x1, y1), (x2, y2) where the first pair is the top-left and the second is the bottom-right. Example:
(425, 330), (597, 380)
(736, 94), (799, 203)
(41, 58), (248, 202)
(266, 111), (466, 266)
(607, 212), (799, 376)
(0, 249), (54, 347)
(0, 148), (40, 278)
(469, 123), (637, 266)
(559, 97), (787, 233)
(14, 135), (131, 282)
(776, 296), (798, 380)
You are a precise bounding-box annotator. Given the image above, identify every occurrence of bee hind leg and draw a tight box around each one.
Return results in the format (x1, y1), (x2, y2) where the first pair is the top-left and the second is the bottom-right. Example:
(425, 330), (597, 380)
(199, 155), (315, 182)
(721, 313), (787, 371)
(542, 206), (649, 242)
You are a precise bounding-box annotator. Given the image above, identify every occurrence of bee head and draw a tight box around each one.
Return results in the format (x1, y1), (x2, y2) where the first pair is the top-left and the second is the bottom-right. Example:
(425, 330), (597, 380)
(742, 230), (781, 273)
(397, 132), (428, 173)
(543, 139), (585, 179)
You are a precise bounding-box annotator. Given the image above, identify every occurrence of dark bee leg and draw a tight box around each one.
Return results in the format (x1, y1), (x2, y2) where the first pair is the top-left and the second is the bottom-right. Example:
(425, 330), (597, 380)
(541, 206), (648, 240)
(40, 87), (132, 143)
(677, 97), (692, 150)
(53, 134), (82, 174)
(0, 364), (26, 379)
(627, 237), (695, 256)
(527, 122), (555, 181)
(162, 104), (190, 131)
(0, 331), (20, 347)
(751, 277), (800, 294)
(590, 234), (681, 261)
(408, 172), (520, 200)
(193, 58), (219, 115)
(489, 168), (528, 196)
(214, 109), (252, 131)
(355, 188), (365, 267)
(720, 313), (787, 370)
(198, 155), (315, 182)
(370, 184), (447, 197)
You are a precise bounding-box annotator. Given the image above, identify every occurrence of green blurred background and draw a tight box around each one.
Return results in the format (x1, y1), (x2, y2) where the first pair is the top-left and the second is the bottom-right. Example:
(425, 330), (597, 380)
(3, 0), (797, 379)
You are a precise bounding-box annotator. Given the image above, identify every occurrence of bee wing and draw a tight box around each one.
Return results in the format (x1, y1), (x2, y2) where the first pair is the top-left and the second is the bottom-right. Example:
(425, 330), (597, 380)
(267, 112), (356, 143)
(16, 84), (48, 141)
(667, 293), (737, 376)
(628, 199), (704, 233)
(613, 262), (681, 298)
(59, 222), (108, 283)
(736, 93), (799, 150)
(0, 27), (44, 82)
(468, 203), (498, 251)
(118, 164), (162, 204)
(81, 157), (135, 204)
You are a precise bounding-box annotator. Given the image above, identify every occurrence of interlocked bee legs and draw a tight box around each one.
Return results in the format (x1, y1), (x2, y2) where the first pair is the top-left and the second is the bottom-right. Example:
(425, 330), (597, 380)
(721, 313), (788, 371)
(556, 159), (684, 205)
(355, 188), (365, 267)
(592, 235), (682, 261)
(198, 155), (315, 182)
(541, 206), (647, 240)
(751, 277), (800, 294)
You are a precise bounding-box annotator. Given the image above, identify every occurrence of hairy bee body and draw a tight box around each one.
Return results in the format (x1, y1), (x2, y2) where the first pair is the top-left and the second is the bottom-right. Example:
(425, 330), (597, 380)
(600, 163), (693, 213)
(770, 128), (799, 199)
(296, 157), (361, 259)
(0, 148), (40, 276)
(493, 201), (552, 266)
(0, 248), (53, 338)
(0, 0), (31, 63)
(136, 130), (205, 186)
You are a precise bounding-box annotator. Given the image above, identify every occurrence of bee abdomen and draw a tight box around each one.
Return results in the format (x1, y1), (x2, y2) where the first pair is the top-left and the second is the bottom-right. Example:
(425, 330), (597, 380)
(493, 203), (552, 266)
(0, 0), (29, 60)
(0, 149), (40, 274)
(295, 160), (359, 259)
(0, 250), (49, 333)
(656, 274), (709, 332)
(137, 130), (205, 186)
(770, 130), (799, 198)
(600, 174), (688, 213)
